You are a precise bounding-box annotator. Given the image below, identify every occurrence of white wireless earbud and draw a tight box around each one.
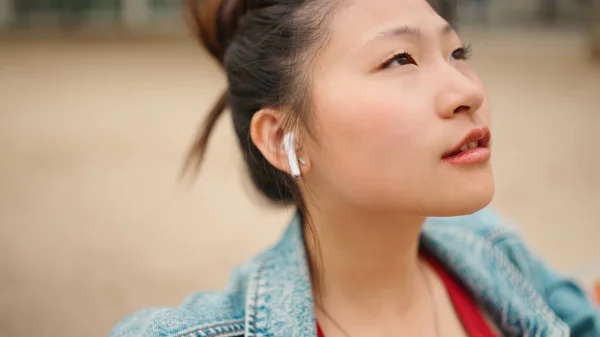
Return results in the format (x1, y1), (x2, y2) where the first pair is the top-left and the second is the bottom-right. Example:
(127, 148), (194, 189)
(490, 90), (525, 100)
(283, 132), (301, 178)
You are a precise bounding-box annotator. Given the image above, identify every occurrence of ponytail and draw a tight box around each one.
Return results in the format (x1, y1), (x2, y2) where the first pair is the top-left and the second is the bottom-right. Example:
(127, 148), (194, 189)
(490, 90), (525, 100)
(180, 90), (228, 180)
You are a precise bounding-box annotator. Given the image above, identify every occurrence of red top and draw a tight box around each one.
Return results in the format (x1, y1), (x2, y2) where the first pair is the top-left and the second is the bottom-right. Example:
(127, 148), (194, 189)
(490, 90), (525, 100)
(317, 254), (498, 337)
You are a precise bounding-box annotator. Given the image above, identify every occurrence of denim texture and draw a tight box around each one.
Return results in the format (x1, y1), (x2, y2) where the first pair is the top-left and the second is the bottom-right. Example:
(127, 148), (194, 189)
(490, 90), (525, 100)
(110, 207), (600, 337)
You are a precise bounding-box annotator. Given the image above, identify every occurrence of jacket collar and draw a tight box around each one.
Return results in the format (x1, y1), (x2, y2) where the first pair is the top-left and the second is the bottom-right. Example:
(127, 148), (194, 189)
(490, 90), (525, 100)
(243, 211), (569, 337)
(420, 217), (569, 337)
(243, 212), (316, 337)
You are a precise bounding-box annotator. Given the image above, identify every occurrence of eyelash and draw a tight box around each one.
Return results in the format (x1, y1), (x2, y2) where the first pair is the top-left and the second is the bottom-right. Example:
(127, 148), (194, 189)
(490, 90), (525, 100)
(380, 44), (472, 69)
(452, 44), (472, 61)
(380, 50), (415, 69)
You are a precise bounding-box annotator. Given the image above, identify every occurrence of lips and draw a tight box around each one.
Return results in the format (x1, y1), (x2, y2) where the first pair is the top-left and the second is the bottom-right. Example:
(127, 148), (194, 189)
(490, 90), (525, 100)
(442, 127), (491, 159)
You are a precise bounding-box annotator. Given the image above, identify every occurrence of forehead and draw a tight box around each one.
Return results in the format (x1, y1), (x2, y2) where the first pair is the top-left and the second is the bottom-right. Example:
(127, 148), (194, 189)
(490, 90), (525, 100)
(337, 0), (441, 21)
(323, 0), (448, 50)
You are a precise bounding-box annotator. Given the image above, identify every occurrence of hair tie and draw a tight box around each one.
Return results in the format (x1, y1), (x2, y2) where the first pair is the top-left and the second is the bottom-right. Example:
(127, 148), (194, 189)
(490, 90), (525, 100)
(215, 0), (250, 56)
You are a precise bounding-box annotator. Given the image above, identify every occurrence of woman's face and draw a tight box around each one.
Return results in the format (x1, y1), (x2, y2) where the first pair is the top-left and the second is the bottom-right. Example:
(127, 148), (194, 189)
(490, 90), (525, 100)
(303, 0), (493, 216)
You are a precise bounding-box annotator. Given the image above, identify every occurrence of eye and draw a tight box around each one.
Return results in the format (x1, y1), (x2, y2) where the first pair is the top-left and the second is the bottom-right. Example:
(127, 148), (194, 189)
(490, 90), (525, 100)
(381, 52), (417, 69)
(451, 44), (472, 61)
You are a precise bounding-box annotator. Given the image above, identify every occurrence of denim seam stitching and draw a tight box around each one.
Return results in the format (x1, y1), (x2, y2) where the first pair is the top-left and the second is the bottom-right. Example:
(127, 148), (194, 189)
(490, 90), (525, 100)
(181, 329), (244, 337)
(484, 227), (518, 243)
(436, 226), (570, 337)
(173, 320), (245, 337)
(245, 260), (266, 337)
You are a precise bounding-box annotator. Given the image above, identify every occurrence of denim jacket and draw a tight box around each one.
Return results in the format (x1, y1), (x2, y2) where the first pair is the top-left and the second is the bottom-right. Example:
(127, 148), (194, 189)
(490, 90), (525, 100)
(110, 207), (600, 337)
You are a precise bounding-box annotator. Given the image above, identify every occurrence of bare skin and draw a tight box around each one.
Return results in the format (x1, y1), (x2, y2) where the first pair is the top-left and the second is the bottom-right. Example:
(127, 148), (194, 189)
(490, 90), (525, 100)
(250, 0), (495, 336)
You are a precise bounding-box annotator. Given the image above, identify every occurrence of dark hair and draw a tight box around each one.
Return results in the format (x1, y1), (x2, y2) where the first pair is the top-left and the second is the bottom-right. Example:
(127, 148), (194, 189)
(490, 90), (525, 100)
(183, 0), (338, 209)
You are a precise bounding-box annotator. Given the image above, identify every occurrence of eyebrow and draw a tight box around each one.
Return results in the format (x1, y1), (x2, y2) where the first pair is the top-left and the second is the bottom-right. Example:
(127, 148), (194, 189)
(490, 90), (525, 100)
(369, 23), (455, 43)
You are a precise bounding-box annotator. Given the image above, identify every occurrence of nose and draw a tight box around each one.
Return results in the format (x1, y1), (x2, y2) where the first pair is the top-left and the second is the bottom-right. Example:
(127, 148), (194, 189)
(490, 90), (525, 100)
(434, 65), (485, 119)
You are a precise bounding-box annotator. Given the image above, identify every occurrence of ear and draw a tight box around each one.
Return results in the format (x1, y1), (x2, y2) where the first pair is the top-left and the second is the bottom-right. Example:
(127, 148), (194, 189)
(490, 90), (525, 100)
(250, 109), (311, 177)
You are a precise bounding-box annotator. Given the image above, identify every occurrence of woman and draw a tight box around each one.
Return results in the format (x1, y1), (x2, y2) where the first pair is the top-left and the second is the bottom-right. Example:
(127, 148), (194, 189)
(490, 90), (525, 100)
(111, 0), (600, 336)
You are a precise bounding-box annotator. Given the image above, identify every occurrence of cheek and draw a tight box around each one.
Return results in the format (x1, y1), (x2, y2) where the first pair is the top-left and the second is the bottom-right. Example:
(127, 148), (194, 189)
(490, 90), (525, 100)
(318, 88), (419, 156)
(314, 72), (437, 160)
(325, 100), (424, 159)
(310, 80), (438, 199)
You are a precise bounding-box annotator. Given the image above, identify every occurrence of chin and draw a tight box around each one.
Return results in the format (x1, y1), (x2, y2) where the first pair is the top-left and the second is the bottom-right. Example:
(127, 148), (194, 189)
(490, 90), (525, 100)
(442, 188), (494, 217)
(445, 196), (494, 216)
(424, 198), (494, 218)
(437, 163), (496, 216)
(420, 175), (496, 218)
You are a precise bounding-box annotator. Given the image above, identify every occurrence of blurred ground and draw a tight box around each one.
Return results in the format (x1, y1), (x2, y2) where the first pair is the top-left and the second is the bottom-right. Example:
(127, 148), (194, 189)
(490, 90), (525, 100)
(0, 27), (599, 337)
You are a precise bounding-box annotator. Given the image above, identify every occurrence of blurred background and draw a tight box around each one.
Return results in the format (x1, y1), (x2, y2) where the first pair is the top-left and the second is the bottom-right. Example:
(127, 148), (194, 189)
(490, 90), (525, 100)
(0, 0), (599, 336)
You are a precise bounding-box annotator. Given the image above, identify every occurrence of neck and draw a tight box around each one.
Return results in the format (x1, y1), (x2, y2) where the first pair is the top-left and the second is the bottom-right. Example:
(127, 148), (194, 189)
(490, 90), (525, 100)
(304, 205), (427, 317)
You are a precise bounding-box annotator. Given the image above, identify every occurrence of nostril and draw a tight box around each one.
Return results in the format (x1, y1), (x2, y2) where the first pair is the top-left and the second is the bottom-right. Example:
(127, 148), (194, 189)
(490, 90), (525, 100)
(453, 105), (470, 114)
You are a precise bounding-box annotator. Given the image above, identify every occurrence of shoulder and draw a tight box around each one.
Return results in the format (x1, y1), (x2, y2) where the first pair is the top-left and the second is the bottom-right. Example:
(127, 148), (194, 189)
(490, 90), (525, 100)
(426, 206), (551, 269)
(425, 206), (547, 283)
(429, 207), (600, 334)
(109, 256), (264, 337)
